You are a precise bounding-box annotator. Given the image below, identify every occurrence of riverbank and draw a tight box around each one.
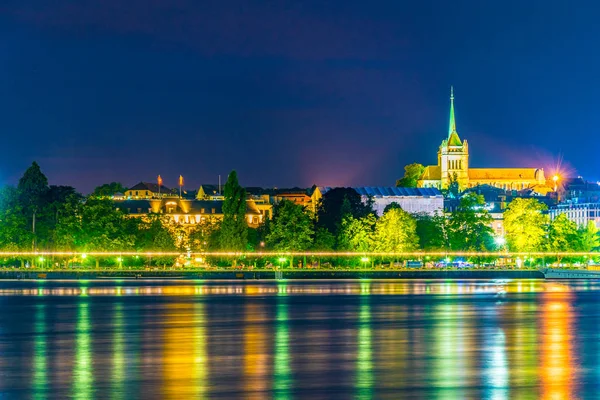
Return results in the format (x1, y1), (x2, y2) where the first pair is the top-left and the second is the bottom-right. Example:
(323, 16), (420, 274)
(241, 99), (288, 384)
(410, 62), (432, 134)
(0, 269), (545, 280)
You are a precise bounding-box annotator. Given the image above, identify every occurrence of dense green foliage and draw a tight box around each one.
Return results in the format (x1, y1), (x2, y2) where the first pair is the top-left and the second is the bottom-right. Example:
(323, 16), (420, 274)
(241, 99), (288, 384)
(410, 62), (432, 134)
(396, 163), (425, 187)
(219, 170), (248, 250)
(92, 182), (128, 197)
(503, 198), (549, 252)
(316, 187), (373, 239)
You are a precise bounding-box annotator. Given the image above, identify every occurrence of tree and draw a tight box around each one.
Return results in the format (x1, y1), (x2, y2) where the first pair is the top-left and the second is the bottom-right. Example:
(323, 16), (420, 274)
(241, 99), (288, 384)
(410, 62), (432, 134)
(266, 200), (313, 268)
(188, 217), (221, 252)
(547, 214), (579, 252)
(316, 188), (373, 240)
(446, 193), (494, 251)
(55, 198), (137, 267)
(17, 162), (49, 251)
(219, 171), (248, 251)
(445, 172), (461, 198)
(136, 214), (177, 267)
(0, 186), (32, 261)
(92, 182), (128, 197)
(579, 221), (600, 252)
(383, 202), (402, 214)
(373, 208), (419, 252)
(415, 213), (448, 250)
(312, 227), (336, 250)
(266, 200), (313, 250)
(503, 198), (549, 252)
(338, 214), (376, 251)
(396, 163), (425, 187)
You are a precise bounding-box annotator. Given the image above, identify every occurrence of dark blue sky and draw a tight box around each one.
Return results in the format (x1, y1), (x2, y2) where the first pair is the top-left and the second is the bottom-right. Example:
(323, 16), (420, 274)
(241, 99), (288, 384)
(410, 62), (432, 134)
(1, 0), (599, 193)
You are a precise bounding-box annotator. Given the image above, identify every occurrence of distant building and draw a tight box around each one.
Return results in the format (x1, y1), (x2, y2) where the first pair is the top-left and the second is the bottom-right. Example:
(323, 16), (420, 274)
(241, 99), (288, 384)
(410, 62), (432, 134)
(562, 177), (600, 204)
(417, 88), (551, 194)
(311, 186), (444, 216)
(549, 203), (600, 228)
(125, 182), (177, 199)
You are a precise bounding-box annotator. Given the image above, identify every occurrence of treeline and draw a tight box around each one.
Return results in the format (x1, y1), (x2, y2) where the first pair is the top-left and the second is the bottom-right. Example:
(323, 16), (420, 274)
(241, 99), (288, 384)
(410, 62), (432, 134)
(0, 163), (598, 267)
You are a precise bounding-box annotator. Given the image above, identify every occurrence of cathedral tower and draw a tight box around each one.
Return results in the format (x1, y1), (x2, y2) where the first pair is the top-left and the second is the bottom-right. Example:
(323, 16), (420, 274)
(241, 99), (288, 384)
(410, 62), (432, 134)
(438, 87), (469, 188)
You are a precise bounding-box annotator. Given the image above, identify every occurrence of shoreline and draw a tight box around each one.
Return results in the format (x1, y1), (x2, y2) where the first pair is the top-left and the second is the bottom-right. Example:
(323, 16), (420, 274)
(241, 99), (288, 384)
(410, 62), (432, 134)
(0, 269), (546, 280)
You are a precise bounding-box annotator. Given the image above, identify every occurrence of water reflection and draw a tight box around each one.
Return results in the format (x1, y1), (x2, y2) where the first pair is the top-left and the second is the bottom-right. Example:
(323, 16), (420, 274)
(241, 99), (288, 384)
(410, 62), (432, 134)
(0, 280), (597, 398)
(73, 302), (92, 400)
(33, 304), (47, 400)
(355, 295), (373, 399)
(273, 284), (291, 399)
(111, 303), (124, 400)
(541, 288), (576, 399)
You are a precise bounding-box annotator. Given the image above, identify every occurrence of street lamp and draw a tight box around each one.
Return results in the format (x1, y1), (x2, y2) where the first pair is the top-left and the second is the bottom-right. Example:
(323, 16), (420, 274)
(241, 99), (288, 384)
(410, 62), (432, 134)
(553, 174), (560, 192)
(495, 236), (506, 249)
(360, 256), (370, 269)
(278, 257), (286, 269)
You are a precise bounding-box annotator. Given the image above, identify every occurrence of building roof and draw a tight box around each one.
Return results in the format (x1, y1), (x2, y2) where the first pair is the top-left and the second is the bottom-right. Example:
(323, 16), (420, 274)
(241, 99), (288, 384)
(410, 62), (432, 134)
(128, 182), (172, 192)
(353, 187), (443, 197)
(420, 165), (441, 180)
(447, 132), (462, 146)
(468, 168), (541, 180)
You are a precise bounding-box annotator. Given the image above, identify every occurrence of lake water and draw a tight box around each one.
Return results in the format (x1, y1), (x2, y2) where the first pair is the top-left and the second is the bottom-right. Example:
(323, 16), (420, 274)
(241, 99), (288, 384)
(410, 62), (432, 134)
(0, 279), (597, 399)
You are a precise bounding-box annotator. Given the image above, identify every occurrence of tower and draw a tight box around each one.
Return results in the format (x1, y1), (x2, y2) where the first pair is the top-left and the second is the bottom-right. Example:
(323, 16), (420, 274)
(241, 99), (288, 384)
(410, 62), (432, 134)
(438, 87), (469, 188)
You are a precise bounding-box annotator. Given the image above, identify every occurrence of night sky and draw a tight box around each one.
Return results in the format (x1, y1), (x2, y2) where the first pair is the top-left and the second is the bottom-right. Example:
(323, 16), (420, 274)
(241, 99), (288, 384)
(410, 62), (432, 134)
(1, 1), (599, 193)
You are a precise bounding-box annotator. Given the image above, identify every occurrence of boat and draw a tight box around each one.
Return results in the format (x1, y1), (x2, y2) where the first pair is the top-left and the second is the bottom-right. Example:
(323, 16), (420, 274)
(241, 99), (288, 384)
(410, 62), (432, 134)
(542, 268), (600, 279)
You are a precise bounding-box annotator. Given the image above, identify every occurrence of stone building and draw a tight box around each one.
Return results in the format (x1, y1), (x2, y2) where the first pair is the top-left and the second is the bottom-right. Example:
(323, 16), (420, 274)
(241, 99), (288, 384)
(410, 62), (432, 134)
(114, 197), (266, 228)
(417, 88), (550, 193)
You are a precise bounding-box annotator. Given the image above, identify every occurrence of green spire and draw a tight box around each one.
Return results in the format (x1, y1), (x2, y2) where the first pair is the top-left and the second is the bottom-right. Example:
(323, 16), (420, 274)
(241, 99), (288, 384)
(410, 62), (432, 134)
(448, 86), (456, 137)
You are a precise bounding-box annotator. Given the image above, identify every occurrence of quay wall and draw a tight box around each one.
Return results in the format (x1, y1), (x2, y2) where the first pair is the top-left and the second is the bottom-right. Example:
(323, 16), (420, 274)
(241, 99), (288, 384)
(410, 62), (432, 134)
(0, 269), (545, 280)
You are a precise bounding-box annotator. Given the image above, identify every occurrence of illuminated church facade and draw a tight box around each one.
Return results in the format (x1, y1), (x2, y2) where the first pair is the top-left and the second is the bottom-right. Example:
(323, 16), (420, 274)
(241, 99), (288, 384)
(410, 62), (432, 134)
(418, 88), (549, 192)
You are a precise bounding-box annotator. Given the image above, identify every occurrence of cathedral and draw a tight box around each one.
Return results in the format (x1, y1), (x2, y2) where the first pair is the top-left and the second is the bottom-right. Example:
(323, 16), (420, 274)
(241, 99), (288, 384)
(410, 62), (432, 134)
(417, 88), (550, 193)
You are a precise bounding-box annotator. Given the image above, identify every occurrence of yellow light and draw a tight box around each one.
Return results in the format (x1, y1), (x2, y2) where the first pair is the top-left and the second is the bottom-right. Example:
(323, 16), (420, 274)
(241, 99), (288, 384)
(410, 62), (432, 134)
(278, 257), (287, 263)
(81, 254), (87, 259)
(553, 175), (559, 182)
(361, 257), (370, 262)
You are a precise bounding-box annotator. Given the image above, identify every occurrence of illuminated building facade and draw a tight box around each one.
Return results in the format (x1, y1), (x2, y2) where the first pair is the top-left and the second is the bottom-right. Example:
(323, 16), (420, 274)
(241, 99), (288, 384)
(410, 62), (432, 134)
(311, 186), (444, 216)
(418, 88), (550, 193)
(114, 198), (266, 228)
(549, 203), (600, 228)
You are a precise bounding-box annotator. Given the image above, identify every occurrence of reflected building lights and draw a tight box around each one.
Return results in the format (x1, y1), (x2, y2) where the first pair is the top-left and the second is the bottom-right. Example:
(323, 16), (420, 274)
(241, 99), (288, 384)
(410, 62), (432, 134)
(356, 296), (373, 399)
(72, 302), (92, 400)
(541, 289), (576, 400)
(244, 303), (269, 399)
(193, 302), (207, 399)
(433, 302), (468, 398)
(273, 291), (291, 400)
(33, 304), (47, 400)
(111, 303), (125, 400)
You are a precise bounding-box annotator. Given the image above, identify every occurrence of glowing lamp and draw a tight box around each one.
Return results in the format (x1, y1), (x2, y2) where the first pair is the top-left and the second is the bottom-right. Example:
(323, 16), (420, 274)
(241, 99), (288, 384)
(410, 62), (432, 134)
(81, 254), (87, 259)
(361, 257), (370, 263)
(278, 257), (287, 263)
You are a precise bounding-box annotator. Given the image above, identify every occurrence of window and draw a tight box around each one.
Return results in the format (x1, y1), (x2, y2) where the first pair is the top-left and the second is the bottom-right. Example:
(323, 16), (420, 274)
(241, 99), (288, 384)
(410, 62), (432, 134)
(201, 208), (205, 213)
(137, 208), (142, 213)
(212, 208), (216, 214)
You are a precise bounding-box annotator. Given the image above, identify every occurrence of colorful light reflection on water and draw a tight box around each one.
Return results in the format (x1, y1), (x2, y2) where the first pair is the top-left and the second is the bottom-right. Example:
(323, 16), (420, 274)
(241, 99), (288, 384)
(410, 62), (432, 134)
(0, 280), (595, 398)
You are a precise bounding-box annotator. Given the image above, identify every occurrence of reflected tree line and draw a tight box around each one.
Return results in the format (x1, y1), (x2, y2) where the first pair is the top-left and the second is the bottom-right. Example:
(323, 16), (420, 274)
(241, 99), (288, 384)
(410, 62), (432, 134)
(0, 162), (598, 268)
